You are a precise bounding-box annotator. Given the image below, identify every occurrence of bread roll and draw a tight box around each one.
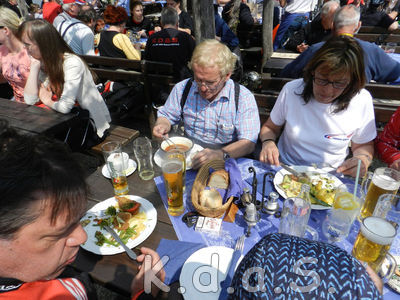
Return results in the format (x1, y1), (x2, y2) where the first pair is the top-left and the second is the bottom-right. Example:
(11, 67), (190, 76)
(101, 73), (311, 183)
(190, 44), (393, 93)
(207, 170), (229, 189)
(199, 188), (223, 209)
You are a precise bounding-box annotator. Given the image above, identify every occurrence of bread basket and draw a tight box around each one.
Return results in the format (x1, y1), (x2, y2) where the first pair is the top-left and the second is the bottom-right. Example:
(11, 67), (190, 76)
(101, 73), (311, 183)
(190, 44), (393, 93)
(191, 159), (234, 218)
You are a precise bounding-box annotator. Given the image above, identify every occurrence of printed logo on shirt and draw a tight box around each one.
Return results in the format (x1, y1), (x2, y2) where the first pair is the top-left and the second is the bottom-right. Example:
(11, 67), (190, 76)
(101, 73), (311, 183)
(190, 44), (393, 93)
(324, 133), (353, 141)
(0, 284), (22, 292)
(151, 37), (180, 46)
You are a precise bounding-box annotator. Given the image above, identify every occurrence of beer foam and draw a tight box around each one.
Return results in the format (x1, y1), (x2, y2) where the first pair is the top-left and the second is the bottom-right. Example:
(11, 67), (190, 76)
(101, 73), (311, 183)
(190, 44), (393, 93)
(162, 160), (182, 173)
(361, 217), (396, 245)
(374, 174), (400, 191)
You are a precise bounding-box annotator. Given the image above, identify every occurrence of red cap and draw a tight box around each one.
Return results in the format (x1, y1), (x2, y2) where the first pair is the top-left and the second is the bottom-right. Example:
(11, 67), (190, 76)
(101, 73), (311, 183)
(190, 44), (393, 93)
(347, 0), (365, 5)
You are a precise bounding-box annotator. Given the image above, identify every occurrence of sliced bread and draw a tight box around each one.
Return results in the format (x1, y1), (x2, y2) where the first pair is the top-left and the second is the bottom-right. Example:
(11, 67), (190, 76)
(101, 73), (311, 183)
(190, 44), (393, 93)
(199, 188), (223, 209)
(207, 169), (229, 189)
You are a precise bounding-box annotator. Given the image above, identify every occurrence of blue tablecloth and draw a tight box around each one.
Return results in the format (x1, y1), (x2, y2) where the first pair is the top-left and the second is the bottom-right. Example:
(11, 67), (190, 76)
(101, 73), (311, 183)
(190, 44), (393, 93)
(154, 158), (400, 298)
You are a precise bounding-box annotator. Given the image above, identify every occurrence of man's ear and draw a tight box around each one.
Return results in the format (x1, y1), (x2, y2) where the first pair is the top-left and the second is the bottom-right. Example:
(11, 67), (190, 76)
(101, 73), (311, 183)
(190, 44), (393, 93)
(355, 21), (361, 33)
(224, 72), (232, 81)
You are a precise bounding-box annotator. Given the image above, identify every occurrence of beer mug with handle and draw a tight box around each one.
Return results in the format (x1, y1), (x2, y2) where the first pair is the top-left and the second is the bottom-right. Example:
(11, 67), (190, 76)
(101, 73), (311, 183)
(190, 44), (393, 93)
(352, 216), (397, 282)
(373, 194), (400, 226)
(360, 167), (400, 219)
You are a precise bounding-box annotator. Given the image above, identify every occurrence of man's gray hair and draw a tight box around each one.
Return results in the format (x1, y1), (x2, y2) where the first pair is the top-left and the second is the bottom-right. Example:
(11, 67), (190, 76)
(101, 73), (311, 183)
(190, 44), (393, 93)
(161, 6), (178, 27)
(333, 4), (360, 29)
(321, 0), (339, 17)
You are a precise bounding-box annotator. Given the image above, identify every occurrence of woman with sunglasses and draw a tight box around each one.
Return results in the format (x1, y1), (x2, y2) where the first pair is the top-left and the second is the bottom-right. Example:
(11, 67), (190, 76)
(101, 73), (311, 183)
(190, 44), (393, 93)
(259, 36), (375, 177)
(0, 7), (30, 102)
(20, 19), (111, 143)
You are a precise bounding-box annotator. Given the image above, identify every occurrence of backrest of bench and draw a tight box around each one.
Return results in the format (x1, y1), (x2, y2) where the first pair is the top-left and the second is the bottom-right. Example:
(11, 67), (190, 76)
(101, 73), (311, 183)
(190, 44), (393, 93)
(358, 26), (400, 34)
(355, 33), (400, 44)
(80, 55), (142, 71)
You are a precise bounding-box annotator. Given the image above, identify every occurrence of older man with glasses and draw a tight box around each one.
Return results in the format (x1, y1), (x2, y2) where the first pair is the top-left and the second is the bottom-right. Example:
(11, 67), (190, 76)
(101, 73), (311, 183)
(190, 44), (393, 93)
(153, 39), (260, 169)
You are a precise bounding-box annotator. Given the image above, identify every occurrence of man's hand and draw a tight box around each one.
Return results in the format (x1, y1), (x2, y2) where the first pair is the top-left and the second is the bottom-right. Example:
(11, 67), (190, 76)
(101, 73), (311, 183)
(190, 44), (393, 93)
(296, 43), (309, 53)
(130, 247), (166, 298)
(259, 140), (280, 166)
(337, 156), (368, 177)
(389, 159), (400, 171)
(153, 123), (170, 139)
(191, 148), (223, 169)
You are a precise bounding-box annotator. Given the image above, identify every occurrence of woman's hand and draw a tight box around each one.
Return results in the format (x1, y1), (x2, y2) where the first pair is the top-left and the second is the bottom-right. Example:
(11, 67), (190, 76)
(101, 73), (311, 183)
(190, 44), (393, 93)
(259, 140), (280, 166)
(38, 83), (54, 107)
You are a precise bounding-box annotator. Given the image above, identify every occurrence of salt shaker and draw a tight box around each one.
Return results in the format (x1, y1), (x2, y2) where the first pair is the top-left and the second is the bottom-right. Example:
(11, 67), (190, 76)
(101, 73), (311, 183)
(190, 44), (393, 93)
(263, 191), (280, 215)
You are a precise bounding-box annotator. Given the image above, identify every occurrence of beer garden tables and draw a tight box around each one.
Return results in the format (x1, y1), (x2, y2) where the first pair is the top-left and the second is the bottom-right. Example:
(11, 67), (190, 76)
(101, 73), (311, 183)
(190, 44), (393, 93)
(0, 98), (78, 136)
(73, 153), (400, 299)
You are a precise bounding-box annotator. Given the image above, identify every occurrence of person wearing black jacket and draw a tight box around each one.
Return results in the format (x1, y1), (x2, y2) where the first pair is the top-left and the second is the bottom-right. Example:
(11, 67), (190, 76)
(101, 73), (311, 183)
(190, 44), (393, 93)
(285, 0), (339, 53)
(221, 0), (255, 32)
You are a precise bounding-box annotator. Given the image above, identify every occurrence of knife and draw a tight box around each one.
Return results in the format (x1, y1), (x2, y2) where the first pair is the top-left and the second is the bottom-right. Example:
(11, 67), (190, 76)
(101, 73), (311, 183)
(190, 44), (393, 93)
(104, 225), (137, 260)
(280, 163), (301, 178)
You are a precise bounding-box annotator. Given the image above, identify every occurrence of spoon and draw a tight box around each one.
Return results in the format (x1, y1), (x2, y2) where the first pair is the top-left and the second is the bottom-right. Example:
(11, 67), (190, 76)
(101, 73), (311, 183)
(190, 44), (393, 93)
(163, 135), (177, 150)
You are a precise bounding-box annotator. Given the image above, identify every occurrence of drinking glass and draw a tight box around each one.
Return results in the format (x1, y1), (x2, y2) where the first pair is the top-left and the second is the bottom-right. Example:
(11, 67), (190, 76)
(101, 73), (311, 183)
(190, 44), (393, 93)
(133, 137), (154, 181)
(360, 167), (400, 219)
(322, 183), (363, 242)
(279, 197), (318, 240)
(101, 141), (129, 195)
(373, 194), (400, 226)
(352, 216), (397, 281)
(162, 156), (184, 216)
(165, 149), (186, 192)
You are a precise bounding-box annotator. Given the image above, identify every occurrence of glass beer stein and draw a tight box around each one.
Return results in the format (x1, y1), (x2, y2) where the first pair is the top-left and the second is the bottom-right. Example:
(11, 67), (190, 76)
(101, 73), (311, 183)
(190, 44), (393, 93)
(360, 167), (400, 219)
(352, 216), (397, 281)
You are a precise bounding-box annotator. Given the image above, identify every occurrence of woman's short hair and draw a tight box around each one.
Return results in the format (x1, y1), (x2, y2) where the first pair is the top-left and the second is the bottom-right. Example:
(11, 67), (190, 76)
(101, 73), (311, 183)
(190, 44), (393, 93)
(103, 5), (128, 25)
(302, 35), (366, 112)
(189, 39), (237, 77)
(130, 0), (142, 13)
(0, 7), (21, 35)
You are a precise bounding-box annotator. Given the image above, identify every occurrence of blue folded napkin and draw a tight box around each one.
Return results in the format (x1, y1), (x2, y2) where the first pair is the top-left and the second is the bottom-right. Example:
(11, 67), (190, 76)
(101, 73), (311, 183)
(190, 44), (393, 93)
(156, 239), (204, 285)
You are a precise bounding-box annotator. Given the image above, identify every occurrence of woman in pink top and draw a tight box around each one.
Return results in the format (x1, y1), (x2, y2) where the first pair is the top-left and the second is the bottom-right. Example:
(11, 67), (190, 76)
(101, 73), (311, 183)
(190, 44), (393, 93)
(0, 7), (30, 103)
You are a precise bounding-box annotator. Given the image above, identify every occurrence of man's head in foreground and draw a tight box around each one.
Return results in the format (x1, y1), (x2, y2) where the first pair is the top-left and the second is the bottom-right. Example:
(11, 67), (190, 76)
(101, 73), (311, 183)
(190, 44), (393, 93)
(0, 121), (88, 282)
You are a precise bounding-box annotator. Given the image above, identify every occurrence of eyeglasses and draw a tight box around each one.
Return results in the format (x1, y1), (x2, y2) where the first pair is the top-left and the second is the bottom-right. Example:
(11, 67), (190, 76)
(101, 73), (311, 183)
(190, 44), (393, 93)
(313, 76), (348, 89)
(194, 77), (224, 91)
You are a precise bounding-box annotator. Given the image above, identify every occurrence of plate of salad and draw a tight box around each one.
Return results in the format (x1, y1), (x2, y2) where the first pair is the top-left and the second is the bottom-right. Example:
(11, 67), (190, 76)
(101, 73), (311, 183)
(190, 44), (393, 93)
(80, 195), (157, 255)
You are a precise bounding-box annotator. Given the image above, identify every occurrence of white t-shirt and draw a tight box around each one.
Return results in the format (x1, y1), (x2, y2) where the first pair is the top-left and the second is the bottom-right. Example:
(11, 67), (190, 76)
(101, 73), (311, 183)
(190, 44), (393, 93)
(270, 79), (376, 168)
(285, 0), (317, 14)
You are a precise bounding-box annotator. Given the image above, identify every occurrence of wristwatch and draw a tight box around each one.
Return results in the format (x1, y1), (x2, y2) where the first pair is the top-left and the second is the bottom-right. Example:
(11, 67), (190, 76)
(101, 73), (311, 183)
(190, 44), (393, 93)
(222, 150), (230, 161)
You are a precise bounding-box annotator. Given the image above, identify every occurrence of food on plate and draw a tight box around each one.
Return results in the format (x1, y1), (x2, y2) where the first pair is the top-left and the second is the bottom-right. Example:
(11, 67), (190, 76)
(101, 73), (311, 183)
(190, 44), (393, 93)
(207, 170), (229, 189)
(200, 188), (223, 208)
(116, 195), (141, 215)
(279, 173), (336, 206)
(81, 197), (147, 247)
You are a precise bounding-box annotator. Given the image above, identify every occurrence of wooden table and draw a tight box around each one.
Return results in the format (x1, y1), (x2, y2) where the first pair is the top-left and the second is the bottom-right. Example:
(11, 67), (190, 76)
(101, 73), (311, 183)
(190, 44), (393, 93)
(0, 98), (77, 135)
(73, 148), (177, 296)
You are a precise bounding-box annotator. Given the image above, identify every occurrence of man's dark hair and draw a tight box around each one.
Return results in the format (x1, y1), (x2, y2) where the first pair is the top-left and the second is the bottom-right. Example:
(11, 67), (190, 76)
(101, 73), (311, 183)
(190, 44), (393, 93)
(77, 7), (97, 24)
(161, 6), (179, 27)
(0, 120), (88, 239)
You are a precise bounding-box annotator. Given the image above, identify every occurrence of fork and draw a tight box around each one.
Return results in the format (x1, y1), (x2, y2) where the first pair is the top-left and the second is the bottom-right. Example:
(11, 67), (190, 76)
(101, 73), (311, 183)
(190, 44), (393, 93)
(219, 235), (245, 299)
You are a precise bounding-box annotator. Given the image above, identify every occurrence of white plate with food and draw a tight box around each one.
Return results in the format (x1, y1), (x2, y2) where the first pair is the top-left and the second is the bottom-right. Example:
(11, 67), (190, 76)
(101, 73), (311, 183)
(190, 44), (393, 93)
(80, 195), (157, 255)
(180, 246), (242, 300)
(273, 165), (343, 210)
(101, 159), (137, 179)
(154, 144), (204, 170)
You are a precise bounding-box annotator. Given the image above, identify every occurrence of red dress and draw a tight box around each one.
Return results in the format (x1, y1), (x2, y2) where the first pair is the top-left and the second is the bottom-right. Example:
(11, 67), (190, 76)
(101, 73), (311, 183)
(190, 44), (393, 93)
(375, 106), (400, 165)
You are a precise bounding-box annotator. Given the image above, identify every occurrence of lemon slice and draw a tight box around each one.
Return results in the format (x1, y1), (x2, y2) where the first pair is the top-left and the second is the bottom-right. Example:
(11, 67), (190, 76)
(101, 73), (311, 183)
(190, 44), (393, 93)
(334, 192), (360, 210)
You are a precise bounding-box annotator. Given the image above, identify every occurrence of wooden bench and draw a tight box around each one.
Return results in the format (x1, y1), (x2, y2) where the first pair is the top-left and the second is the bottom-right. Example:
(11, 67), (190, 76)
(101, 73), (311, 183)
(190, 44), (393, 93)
(80, 55), (175, 128)
(254, 77), (400, 131)
(355, 33), (400, 46)
(358, 26), (400, 34)
(91, 125), (140, 155)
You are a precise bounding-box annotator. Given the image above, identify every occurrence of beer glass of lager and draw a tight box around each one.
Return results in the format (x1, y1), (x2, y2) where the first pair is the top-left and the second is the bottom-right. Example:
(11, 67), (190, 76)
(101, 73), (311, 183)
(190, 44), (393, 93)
(360, 168), (400, 219)
(165, 149), (186, 192)
(352, 216), (397, 280)
(162, 156), (184, 216)
(101, 141), (129, 195)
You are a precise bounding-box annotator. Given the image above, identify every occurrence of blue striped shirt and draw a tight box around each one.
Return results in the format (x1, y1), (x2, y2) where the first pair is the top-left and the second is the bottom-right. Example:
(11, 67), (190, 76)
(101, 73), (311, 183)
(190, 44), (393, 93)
(158, 79), (260, 145)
